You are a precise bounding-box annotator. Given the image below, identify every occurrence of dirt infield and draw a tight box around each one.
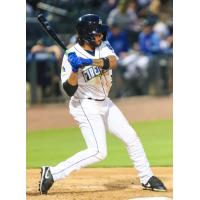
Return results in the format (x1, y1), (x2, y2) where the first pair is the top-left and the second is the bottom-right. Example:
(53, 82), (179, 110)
(27, 96), (172, 131)
(27, 167), (172, 200)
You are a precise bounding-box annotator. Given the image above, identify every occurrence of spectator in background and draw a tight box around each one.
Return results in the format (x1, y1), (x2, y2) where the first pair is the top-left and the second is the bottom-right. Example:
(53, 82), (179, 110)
(28, 39), (63, 99)
(107, 23), (129, 57)
(149, 0), (161, 16)
(153, 13), (173, 55)
(137, 0), (160, 28)
(137, 0), (160, 17)
(120, 43), (149, 79)
(107, 0), (138, 32)
(138, 18), (171, 95)
(138, 17), (172, 56)
(118, 18), (162, 96)
(118, 42), (150, 96)
(138, 19), (161, 56)
(107, 0), (142, 44)
(99, 0), (118, 14)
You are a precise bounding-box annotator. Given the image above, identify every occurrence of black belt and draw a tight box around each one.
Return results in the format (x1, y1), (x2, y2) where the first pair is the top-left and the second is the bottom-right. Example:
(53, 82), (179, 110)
(87, 98), (105, 101)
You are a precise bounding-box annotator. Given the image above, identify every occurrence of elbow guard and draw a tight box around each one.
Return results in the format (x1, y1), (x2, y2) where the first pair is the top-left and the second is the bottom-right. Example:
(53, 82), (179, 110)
(63, 81), (78, 96)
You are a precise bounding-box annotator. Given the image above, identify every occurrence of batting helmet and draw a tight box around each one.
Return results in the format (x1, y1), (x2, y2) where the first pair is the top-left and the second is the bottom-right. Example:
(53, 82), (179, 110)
(76, 14), (108, 46)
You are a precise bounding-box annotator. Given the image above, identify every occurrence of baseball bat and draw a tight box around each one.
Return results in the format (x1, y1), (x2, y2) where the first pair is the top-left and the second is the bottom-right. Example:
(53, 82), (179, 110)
(37, 13), (67, 51)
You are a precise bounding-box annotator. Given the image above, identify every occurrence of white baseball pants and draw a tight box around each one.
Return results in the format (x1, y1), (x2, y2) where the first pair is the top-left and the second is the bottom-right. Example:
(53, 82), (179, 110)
(50, 98), (153, 184)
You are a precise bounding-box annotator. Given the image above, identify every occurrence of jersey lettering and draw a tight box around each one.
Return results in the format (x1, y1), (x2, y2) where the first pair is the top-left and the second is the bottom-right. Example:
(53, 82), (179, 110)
(82, 66), (101, 82)
(88, 67), (95, 78)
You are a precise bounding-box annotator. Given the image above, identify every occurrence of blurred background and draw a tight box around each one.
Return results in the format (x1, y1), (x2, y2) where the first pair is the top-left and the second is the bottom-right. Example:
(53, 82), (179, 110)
(26, 0), (173, 105)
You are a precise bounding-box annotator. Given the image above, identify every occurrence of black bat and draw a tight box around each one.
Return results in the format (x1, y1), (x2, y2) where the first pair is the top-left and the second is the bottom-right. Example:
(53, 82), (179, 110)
(37, 13), (67, 51)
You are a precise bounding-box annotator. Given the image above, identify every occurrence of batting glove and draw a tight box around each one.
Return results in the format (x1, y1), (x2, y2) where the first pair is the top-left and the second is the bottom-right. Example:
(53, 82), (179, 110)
(68, 52), (82, 72)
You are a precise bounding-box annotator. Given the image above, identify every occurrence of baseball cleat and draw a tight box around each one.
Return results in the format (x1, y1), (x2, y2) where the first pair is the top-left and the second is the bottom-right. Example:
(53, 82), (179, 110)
(39, 166), (54, 194)
(142, 176), (167, 192)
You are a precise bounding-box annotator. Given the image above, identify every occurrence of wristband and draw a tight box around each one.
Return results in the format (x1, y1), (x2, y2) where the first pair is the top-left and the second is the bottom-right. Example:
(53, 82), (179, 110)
(102, 57), (110, 70)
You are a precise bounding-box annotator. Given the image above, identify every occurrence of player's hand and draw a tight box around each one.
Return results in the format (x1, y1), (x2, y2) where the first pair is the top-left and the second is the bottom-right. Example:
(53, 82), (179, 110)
(68, 52), (92, 72)
(68, 52), (83, 72)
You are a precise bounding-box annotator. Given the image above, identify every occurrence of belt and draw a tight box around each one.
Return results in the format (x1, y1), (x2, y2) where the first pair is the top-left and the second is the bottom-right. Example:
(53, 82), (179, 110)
(87, 97), (105, 101)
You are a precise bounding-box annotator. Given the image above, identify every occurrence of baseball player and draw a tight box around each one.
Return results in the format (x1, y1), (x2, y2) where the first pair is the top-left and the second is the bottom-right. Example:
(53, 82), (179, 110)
(39, 14), (167, 195)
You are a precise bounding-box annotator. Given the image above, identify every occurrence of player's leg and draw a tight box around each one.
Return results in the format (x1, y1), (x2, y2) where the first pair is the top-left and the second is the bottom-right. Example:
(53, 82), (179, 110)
(106, 99), (166, 191)
(106, 99), (166, 188)
(49, 99), (107, 181)
(39, 99), (107, 194)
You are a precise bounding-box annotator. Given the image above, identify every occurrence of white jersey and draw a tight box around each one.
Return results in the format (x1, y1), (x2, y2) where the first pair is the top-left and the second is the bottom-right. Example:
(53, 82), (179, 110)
(61, 41), (118, 100)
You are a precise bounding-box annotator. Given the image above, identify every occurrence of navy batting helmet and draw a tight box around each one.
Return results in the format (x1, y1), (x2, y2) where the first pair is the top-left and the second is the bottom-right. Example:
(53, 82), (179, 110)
(76, 14), (108, 46)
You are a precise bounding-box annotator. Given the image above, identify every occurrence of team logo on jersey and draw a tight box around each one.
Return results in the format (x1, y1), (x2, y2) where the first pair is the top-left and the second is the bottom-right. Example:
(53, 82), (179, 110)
(82, 66), (101, 82)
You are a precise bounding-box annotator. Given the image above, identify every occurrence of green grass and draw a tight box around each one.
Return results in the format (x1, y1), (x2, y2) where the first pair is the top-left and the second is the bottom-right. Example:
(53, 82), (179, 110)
(26, 120), (172, 168)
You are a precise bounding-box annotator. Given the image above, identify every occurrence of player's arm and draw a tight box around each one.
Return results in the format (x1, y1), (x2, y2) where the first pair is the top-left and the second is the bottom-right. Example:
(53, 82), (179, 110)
(62, 52), (81, 96)
(62, 51), (95, 96)
(92, 55), (117, 70)
(63, 72), (78, 96)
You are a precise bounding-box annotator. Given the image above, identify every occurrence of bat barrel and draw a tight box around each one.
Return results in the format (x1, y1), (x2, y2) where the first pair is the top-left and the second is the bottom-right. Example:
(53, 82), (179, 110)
(37, 13), (67, 51)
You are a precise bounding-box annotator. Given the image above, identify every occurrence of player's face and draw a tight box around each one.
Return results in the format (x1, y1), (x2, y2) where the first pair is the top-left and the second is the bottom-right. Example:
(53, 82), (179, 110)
(94, 33), (103, 46)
